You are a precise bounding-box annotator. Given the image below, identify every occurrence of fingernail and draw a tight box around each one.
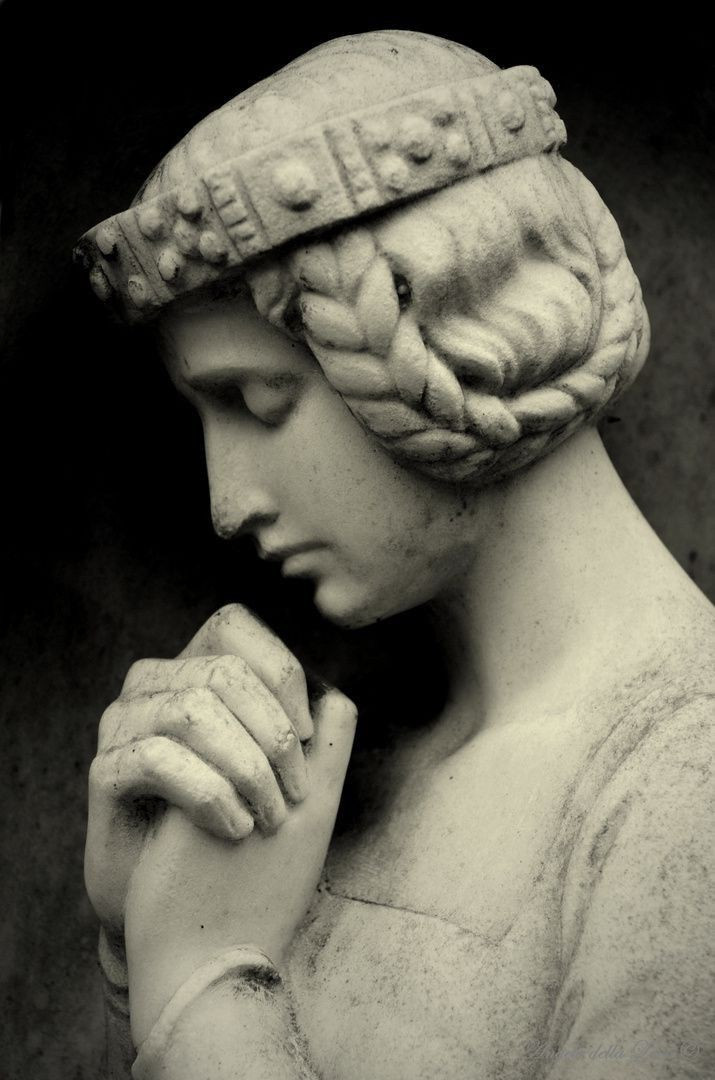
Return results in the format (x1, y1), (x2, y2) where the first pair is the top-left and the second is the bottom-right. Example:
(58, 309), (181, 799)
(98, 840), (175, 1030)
(259, 801), (287, 834)
(226, 811), (254, 841)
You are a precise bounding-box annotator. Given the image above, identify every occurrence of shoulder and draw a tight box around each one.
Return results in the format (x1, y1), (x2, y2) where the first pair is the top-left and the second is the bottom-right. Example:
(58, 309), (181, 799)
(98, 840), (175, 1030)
(545, 694), (715, 1076)
(567, 591), (715, 853)
(561, 689), (714, 968)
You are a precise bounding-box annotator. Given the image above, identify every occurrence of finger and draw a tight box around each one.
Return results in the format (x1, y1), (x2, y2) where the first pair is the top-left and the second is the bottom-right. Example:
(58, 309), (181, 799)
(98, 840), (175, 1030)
(97, 927), (129, 996)
(90, 736), (254, 841)
(182, 604), (314, 740)
(118, 656), (309, 803)
(85, 774), (143, 932)
(306, 688), (357, 801)
(101, 690), (287, 832)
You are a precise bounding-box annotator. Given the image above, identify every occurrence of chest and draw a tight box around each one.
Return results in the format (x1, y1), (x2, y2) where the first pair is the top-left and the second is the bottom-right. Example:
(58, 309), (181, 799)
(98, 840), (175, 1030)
(284, 721), (589, 1079)
(286, 885), (561, 1080)
(324, 715), (585, 937)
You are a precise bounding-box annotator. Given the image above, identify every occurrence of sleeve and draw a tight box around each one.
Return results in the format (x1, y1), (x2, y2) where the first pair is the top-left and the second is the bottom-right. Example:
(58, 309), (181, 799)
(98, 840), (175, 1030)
(130, 948), (321, 1080)
(543, 697), (715, 1080)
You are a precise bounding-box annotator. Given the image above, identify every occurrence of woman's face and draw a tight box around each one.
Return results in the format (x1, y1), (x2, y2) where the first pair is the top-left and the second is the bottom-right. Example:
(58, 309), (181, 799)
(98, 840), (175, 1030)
(160, 295), (487, 628)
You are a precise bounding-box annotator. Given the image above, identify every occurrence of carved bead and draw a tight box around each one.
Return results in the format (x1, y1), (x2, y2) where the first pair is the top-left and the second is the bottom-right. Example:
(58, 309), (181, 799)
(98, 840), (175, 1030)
(444, 131), (471, 167)
(95, 225), (118, 259)
(272, 160), (320, 210)
(198, 231), (228, 264)
(173, 219), (200, 256)
(352, 171), (374, 194)
(379, 154), (411, 192)
(398, 116), (435, 162)
(253, 92), (301, 128)
(136, 204), (166, 240)
(433, 108), (456, 127)
(541, 79), (557, 107)
(89, 265), (112, 300)
(157, 248), (184, 282)
(497, 90), (526, 132)
(127, 276), (149, 307)
(175, 183), (204, 219)
(362, 118), (392, 150)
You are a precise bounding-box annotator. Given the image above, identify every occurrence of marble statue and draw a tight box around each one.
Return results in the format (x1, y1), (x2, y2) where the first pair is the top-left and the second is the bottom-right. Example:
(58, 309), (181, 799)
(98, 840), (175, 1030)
(75, 30), (715, 1080)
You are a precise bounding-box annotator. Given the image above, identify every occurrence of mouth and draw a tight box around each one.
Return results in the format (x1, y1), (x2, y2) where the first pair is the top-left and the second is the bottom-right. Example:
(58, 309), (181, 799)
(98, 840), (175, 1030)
(256, 541), (326, 564)
(279, 549), (325, 578)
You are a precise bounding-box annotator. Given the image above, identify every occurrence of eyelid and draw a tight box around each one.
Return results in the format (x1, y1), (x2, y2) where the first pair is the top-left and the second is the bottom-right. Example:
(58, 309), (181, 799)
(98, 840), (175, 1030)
(242, 379), (297, 424)
(202, 382), (245, 409)
(186, 371), (302, 425)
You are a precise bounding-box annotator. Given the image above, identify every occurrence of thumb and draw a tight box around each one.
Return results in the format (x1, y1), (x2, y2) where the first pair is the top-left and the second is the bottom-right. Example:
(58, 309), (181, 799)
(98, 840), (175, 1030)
(306, 688), (357, 800)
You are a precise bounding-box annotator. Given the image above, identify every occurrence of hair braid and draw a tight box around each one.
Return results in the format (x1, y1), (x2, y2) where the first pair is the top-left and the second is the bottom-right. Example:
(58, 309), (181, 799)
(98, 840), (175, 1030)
(246, 156), (649, 486)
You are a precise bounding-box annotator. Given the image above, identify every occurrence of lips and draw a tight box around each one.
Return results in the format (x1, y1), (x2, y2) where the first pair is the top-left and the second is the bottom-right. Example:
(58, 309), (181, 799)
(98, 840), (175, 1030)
(256, 540), (325, 563)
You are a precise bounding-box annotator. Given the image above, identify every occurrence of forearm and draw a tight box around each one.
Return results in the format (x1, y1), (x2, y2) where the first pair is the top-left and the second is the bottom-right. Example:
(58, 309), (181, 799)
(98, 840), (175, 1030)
(124, 809), (333, 1079)
(131, 949), (321, 1080)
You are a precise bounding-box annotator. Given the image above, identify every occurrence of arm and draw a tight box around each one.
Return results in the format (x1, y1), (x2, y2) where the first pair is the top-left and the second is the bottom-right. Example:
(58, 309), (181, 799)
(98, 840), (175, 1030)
(125, 691), (356, 1080)
(131, 947), (319, 1080)
(543, 698), (714, 1079)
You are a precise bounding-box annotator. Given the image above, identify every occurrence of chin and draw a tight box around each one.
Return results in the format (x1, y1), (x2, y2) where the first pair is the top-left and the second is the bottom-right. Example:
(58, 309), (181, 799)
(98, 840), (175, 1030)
(312, 576), (424, 629)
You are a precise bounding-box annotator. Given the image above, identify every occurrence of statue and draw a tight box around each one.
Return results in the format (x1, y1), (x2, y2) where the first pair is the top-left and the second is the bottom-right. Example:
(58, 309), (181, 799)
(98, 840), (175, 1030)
(75, 30), (715, 1079)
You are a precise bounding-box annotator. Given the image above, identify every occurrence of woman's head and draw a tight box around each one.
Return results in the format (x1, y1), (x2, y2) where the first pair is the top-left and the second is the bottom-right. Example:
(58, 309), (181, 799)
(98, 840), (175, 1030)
(75, 30), (650, 624)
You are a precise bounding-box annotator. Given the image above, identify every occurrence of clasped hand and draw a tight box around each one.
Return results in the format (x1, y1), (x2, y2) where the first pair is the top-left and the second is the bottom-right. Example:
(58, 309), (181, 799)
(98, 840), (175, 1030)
(84, 604), (356, 974)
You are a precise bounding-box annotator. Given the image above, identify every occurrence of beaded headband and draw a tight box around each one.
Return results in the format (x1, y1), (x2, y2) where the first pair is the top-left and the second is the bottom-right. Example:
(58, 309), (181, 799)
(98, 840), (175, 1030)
(73, 65), (566, 324)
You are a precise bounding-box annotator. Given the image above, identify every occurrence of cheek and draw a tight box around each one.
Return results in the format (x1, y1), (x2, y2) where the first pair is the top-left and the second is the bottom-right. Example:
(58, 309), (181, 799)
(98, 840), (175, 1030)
(275, 376), (481, 622)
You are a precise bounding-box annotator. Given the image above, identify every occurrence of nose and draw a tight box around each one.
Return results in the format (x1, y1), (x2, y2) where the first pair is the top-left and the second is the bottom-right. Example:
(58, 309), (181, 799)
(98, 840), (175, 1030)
(204, 421), (278, 541)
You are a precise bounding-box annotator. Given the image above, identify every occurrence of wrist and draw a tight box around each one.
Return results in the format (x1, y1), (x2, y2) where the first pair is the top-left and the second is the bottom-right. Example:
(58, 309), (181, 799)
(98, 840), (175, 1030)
(132, 945), (281, 1079)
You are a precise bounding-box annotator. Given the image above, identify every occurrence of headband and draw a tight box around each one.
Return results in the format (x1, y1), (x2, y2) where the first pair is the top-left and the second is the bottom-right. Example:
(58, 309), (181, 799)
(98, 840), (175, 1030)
(74, 65), (566, 323)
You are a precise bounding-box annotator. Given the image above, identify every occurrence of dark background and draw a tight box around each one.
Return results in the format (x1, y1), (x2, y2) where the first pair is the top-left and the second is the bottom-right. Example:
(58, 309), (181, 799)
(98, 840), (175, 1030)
(1, 6), (713, 1077)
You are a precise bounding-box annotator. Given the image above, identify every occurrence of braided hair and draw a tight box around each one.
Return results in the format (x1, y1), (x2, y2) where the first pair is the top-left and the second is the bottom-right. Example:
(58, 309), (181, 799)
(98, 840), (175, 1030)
(246, 152), (648, 486)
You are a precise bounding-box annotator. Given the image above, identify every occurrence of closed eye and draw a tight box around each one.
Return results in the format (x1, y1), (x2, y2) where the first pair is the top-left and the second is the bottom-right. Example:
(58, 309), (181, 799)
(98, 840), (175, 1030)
(191, 374), (300, 427)
(242, 380), (296, 425)
(204, 381), (245, 411)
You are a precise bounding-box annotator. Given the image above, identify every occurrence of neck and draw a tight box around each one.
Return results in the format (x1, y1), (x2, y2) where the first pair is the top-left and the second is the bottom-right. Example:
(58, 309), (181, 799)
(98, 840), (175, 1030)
(431, 426), (692, 730)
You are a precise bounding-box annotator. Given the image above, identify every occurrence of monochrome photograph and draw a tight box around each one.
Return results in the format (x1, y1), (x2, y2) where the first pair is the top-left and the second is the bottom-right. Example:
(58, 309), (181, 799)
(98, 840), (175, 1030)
(1, 7), (713, 1078)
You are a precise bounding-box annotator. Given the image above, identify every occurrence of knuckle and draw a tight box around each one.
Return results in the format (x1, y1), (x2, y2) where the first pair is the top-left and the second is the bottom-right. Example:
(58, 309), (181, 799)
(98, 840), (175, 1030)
(246, 753), (274, 790)
(174, 686), (213, 715)
(162, 707), (190, 738)
(270, 726), (299, 761)
(122, 658), (152, 692)
(89, 749), (124, 797)
(97, 701), (122, 744)
(277, 659), (306, 696)
(88, 754), (108, 793)
(138, 737), (167, 780)
(342, 695), (359, 721)
(213, 602), (247, 622)
(325, 688), (358, 719)
(197, 787), (224, 818)
(208, 604), (247, 638)
(207, 654), (240, 686)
